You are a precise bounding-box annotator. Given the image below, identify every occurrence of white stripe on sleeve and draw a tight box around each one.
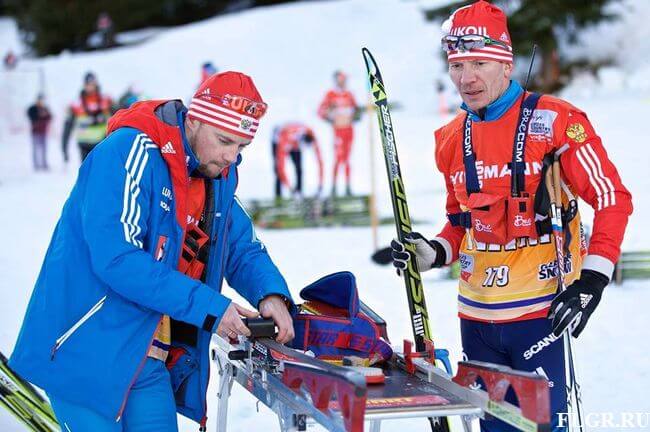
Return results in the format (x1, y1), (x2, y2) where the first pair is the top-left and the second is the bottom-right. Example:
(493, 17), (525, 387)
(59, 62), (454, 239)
(575, 146), (604, 210)
(585, 143), (616, 207)
(120, 134), (154, 247)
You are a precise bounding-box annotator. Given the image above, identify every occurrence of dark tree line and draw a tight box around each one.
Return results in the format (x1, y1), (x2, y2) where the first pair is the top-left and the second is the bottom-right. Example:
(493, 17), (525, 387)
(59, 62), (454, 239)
(2, 0), (303, 56)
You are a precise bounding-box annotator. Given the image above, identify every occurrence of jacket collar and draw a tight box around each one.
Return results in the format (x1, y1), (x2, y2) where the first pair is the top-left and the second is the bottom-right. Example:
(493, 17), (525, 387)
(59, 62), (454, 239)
(177, 110), (201, 176)
(461, 80), (523, 122)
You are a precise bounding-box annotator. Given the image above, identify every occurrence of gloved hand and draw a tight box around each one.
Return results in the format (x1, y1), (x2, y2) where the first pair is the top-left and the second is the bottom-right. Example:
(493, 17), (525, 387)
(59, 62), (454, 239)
(548, 269), (609, 338)
(390, 232), (446, 276)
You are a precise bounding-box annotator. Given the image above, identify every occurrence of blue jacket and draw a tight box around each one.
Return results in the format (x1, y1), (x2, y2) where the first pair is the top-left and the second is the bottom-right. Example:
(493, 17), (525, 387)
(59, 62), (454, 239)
(10, 100), (291, 423)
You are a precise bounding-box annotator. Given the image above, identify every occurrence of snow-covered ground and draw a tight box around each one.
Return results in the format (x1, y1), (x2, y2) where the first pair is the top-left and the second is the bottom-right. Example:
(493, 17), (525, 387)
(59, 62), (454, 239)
(1, 1), (649, 431)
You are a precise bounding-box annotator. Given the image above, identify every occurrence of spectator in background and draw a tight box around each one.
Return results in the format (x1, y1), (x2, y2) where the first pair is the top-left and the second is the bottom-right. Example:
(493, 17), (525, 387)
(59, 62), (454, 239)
(117, 85), (142, 110)
(201, 62), (218, 84)
(61, 116), (72, 163)
(317, 70), (359, 197)
(62, 71), (113, 163)
(96, 12), (115, 48)
(4, 51), (18, 70)
(272, 122), (323, 199)
(27, 94), (52, 171)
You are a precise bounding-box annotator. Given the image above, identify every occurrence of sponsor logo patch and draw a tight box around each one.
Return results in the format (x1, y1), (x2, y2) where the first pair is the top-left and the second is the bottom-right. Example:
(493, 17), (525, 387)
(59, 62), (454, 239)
(161, 141), (176, 154)
(473, 219), (492, 233)
(450, 26), (488, 36)
(513, 214), (532, 227)
(528, 109), (557, 139)
(538, 253), (573, 280)
(566, 122), (587, 143)
(524, 335), (559, 360)
(240, 118), (253, 131)
(459, 253), (474, 282)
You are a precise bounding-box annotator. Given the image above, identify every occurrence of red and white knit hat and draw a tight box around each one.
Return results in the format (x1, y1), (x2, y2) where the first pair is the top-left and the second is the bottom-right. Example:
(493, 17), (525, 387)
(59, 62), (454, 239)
(188, 71), (266, 140)
(442, 0), (513, 64)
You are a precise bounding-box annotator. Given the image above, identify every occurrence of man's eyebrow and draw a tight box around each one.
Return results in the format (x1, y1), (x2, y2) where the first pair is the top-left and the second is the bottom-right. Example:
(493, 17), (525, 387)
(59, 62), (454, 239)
(217, 134), (236, 144)
(216, 133), (249, 146)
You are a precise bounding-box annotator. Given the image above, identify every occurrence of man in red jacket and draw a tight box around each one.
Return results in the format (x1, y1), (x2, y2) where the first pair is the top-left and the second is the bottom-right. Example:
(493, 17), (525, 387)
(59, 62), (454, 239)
(318, 70), (358, 196)
(272, 122), (323, 199)
(391, 2), (632, 430)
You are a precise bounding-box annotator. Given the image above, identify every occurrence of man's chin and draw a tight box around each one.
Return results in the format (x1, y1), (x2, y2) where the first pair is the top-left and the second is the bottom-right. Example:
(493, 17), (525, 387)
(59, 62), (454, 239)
(464, 99), (488, 112)
(197, 165), (222, 179)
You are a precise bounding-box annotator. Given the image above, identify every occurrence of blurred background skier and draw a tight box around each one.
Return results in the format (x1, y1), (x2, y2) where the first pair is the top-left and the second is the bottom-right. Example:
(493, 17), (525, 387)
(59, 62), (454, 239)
(272, 122), (323, 199)
(318, 70), (359, 197)
(61, 71), (113, 163)
(26, 93), (52, 171)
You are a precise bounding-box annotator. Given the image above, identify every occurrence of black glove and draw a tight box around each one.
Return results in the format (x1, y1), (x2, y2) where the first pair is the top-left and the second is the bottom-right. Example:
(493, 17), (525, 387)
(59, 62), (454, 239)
(390, 232), (446, 275)
(548, 269), (608, 338)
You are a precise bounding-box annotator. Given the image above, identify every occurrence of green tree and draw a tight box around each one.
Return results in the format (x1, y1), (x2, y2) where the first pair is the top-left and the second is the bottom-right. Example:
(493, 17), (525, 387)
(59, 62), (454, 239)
(424, 0), (622, 92)
(4, 0), (300, 56)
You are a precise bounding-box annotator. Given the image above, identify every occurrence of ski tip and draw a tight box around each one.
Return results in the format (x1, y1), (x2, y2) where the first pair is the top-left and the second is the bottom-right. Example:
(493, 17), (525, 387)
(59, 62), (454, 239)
(361, 48), (377, 76)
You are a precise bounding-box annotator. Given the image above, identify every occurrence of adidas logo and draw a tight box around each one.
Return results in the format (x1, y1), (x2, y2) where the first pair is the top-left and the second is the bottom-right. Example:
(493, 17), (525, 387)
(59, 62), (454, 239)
(199, 88), (211, 96)
(161, 142), (176, 154)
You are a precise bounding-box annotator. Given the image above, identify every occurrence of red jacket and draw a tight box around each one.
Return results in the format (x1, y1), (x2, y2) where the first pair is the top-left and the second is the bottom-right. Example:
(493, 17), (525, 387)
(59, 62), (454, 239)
(274, 123), (323, 188)
(317, 88), (358, 129)
(434, 87), (632, 321)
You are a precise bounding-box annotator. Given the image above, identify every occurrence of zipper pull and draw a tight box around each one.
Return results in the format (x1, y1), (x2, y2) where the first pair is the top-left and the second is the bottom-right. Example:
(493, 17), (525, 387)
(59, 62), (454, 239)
(50, 343), (60, 360)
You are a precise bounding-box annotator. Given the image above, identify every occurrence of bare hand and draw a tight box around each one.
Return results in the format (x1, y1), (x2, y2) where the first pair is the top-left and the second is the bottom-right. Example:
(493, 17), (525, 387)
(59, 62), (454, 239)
(216, 302), (258, 339)
(259, 295), (294, 344)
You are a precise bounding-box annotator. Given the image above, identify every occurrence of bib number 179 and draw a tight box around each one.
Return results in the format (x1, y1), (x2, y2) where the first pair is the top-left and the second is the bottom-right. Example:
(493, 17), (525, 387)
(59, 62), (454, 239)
(483, 265), (509, 287)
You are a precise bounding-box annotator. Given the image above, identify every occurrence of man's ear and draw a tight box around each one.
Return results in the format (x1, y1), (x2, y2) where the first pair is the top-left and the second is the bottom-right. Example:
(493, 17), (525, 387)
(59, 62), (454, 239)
(185, 118), (201, 142)
(503, 62), (513, 79)
(186, 118), (200, 133)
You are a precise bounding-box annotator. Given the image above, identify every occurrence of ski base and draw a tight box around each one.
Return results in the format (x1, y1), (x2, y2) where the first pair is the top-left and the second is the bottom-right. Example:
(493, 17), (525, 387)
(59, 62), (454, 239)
(211, 334), (550, 432)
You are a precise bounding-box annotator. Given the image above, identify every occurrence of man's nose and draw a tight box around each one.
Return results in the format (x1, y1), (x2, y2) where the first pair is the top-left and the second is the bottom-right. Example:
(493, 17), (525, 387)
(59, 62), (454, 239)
(225, 147), (240, 164)
(460, 67), (477, 85)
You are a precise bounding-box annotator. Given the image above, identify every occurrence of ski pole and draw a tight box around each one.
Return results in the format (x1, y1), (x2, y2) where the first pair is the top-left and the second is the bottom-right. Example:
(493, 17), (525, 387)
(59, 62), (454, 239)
(546, 155), (586, 432)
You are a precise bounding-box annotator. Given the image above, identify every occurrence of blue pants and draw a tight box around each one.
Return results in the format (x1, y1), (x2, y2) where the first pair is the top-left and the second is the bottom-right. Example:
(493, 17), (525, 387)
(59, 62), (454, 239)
(49, 358), (178, 432)
(460, 318), (567, 432)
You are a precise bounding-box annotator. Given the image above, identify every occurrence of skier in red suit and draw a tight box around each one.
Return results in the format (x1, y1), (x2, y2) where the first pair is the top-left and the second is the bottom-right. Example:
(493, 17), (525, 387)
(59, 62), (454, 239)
(273, 122), (323, 199)
(318, 71), (359, 196)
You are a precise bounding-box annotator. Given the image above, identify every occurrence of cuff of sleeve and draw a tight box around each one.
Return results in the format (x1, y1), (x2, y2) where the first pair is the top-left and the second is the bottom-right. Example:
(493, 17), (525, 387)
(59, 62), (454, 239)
(202, 293), (231, 333)
(433, 237), (454, 266)
(582, 254), (615, 282)
(250, 277), (293, 313)
(257, 292), (296, 315)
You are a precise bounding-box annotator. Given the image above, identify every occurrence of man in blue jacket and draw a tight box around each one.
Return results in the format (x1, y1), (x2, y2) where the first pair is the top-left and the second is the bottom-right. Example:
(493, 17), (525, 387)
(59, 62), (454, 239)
(10, 71), (294, 431)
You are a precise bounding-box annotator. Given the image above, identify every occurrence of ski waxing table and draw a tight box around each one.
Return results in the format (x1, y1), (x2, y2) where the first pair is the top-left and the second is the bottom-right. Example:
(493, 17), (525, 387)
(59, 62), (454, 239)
(211, 318), (550, 432)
